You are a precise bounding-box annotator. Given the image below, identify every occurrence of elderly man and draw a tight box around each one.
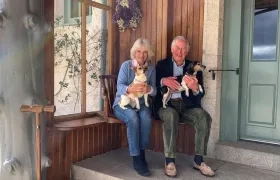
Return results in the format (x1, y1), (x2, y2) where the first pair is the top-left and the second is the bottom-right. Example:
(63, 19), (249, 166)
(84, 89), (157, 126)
(155, 36), (214, 177)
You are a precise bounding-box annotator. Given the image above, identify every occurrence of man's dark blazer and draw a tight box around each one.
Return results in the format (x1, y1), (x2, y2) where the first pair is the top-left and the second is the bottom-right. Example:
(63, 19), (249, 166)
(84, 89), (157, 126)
(154, 57), (205, 115)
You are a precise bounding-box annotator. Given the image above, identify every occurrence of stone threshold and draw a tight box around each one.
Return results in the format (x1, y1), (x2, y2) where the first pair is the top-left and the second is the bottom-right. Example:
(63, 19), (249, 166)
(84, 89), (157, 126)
(215, 140), (280, 173)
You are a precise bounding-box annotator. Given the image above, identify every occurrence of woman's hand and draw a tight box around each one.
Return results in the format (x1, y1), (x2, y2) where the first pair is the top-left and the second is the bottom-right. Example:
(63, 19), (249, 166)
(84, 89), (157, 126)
(162, 77), (180, 91)
(127, 83), (151, 94)
(183, 75), (198, 91)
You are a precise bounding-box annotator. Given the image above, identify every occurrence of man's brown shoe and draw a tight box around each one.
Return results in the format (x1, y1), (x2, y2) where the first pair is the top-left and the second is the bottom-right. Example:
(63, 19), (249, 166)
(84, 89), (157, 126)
(164, 162), (177, 177)
(193, 162), (215, 177)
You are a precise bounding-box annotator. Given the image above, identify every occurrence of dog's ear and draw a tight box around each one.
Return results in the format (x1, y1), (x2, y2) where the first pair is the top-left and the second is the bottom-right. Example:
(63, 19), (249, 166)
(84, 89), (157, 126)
(131, 66), (137, 72)
(193, 61), (199, 65)
(186, 62), (195, 75)
(187, 62), (194, 69)
(143, 65), (148, 72)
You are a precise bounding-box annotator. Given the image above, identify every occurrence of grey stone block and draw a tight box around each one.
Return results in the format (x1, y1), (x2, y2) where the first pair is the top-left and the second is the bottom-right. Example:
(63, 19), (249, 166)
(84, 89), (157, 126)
(215, 141), (280, 172)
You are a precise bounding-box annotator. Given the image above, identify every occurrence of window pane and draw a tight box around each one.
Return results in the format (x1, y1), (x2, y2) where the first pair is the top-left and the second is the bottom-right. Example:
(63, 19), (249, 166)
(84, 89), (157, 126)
(54, 1), (82, 116)
(86, 6), (107, 112)
(253, 0), (278, 61)
(86, 6), (92, 16)
(70, 0), (91, 18)
(71, 0), (79, 18)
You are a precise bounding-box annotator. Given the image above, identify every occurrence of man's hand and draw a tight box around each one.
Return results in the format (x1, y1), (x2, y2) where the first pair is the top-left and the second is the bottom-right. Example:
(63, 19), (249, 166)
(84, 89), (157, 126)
(143, 84), (151, 94)
(127, 83), (151, 94)
(183, 75), (199, 91)
(162, 77), (180, 91)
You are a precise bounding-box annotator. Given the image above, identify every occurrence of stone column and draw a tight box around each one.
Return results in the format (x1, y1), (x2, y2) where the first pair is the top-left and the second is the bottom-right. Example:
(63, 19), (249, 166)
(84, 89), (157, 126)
(202, 0), (224, 157)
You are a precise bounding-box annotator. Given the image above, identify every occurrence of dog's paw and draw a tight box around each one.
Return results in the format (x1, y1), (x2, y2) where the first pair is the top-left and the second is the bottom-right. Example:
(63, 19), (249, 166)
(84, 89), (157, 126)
(119, 105), (127, 109)
(178, 86), (185, 92)
(145, 103), (149, 107)
(199, 84), (203, 93)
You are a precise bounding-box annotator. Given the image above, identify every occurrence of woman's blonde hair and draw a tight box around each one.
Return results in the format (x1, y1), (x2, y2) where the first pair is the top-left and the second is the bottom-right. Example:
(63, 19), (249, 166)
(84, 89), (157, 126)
(130, 38), (154, 61)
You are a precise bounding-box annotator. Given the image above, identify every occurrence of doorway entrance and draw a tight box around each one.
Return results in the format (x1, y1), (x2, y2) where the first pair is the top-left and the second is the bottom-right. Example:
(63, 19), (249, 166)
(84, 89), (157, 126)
(239, 0), (280, 144)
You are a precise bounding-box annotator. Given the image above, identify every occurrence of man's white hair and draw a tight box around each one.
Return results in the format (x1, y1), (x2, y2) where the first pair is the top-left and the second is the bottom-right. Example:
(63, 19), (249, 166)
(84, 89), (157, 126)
(171, 36), (190, 52)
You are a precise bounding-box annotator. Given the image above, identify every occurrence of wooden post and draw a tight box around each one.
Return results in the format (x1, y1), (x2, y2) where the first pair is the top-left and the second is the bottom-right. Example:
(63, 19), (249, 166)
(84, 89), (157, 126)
(81, 1), (87, 113)
(20, 104), (55, 180)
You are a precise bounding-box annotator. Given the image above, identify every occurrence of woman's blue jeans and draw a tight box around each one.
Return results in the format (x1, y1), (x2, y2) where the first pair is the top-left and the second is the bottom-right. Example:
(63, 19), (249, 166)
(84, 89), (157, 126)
(113, 104), (152, 156)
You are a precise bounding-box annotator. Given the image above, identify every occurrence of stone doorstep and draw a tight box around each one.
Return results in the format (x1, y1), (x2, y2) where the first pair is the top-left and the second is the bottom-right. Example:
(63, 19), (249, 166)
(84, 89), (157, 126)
(215, 141), (280, 173)
(70, 148), (225, 180)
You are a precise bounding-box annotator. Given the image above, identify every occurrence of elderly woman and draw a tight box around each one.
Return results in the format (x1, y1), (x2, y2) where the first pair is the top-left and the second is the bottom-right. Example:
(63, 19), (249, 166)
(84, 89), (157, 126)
(112, 38), (157, 176)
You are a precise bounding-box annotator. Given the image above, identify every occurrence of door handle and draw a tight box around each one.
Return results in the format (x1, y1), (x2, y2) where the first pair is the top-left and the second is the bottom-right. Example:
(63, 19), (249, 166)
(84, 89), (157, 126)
(208, 68), (239, 80)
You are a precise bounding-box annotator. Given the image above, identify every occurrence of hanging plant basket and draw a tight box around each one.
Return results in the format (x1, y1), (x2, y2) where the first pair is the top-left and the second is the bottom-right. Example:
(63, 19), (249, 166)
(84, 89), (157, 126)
(112, 0), (142, 32)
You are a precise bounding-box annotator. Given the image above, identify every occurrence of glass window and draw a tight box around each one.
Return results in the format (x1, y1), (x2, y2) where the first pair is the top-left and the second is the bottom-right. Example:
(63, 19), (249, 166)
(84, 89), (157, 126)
(54, 1), (107, 116)
(64, 0), (92, 25)
(253, 0), (278, 61)
(86, 7), (108, 112)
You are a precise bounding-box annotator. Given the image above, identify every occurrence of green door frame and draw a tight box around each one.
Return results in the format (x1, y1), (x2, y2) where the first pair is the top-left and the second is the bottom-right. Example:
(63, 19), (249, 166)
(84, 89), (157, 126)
(220, 0), (243, 141)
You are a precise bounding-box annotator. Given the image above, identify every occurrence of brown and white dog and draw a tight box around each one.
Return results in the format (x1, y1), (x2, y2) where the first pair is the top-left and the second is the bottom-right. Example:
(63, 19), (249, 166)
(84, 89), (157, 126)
(161, 61), (206, 108)
(119, 64), (149, 110)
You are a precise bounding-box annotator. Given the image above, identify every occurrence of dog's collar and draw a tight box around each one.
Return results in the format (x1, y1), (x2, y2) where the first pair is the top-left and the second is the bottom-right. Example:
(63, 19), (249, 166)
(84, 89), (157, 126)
(185, 72), (197, 76)
(132, 59), (148, 67)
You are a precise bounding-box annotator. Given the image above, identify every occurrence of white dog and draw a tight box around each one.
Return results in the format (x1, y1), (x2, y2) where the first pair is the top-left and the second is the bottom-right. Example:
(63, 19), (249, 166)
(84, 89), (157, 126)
(118, 94), (136, 109)
(118, 65), (149, 110)
(161, 61), (206, 108)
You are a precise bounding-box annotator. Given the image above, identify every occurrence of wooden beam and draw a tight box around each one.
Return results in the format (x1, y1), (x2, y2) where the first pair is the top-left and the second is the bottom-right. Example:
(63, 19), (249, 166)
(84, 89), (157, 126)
(86, 0), (111, 11)
(199, 0), (204, 61)
(107, 0), (113, 74)
(81, 2), (87, 113)
(151, 0), (157, 64)
(44, 0), (54, 124)
(162, 0), (168, 59)
(156, 0), (163, 60)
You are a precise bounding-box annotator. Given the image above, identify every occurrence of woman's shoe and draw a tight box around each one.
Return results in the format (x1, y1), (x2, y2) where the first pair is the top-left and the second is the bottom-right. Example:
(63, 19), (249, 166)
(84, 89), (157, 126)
(133, 155), (150, 176)
(140, 149), (148, 166)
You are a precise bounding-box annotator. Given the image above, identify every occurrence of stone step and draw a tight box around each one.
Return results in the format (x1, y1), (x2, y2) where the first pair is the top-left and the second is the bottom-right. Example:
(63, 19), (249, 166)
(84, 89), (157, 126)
(215, 141), (280, 173)
(71, 148), (223, 180)
(70, 147), (280, 180)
